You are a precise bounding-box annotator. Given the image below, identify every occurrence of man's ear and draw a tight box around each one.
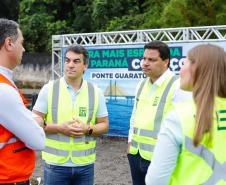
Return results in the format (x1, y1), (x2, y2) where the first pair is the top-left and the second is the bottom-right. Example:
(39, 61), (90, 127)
(85, 63), (88, 70)
(83, 64), (88, 74)
(4, 37), (14, 51)
(164, 59), (170, 67)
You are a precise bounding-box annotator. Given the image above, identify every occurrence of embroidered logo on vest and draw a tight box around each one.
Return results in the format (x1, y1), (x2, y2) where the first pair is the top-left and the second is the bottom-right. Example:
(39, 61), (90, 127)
(216, 110), (226, 130)
(79, 107), (87, 117)
(152, 96), (159, 106)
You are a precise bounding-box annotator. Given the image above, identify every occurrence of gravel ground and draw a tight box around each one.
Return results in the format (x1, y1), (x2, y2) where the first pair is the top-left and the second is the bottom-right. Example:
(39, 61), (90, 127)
(31, 137), (132, 185)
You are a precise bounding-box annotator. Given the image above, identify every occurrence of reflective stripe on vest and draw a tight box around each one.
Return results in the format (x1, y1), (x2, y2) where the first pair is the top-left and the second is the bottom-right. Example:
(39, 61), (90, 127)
(134, 75), (178, 138)
(46, 134), (94, 143)
(135, 79), (146, 108)
(0, 137), (18, 149)
(131, 140), (155, 152)
(45, 80), (95, 152)
(185, 136), (226, 185)
(51, 79), (95, 124)
(44, 146), (96, 157)
(0, 74), (35, 182)
(52, 79), (60, 124)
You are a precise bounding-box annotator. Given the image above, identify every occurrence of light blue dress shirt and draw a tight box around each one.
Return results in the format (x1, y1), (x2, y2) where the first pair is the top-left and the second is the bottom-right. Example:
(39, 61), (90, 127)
(33, 77), (108, 166)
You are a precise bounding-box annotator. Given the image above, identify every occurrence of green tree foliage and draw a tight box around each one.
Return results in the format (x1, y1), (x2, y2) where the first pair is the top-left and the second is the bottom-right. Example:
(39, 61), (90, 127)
(19, 0), (74, 52)
(214, 0), (226, 25)
(17, 0), (226, 52)
(106, 14), (144, 31)
(140, 0), (169, 29)
(105, 0), (168, 31)
(160, 0), (191, 27)
(0, 0), (19, 20)
(70, 0), (93, 33)
(19, 0), (96, 52)
(161, 0), (226, 27)
(91, 0), (139, 31)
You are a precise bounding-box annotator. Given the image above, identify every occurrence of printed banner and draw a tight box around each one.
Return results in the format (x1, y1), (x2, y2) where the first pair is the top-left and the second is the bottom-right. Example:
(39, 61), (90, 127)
(62, 41), (226, 137)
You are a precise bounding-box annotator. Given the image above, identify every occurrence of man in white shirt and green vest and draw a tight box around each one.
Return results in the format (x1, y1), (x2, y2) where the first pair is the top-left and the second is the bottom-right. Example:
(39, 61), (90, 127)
(127, 41), (190, 185)
(33, 45), (109, 185)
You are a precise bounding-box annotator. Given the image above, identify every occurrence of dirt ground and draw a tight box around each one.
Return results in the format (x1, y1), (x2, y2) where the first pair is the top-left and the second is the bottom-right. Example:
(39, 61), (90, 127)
(32, 137), (132, 185)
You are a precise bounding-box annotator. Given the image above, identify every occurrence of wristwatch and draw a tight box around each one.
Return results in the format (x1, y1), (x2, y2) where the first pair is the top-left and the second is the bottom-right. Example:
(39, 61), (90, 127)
(87, 126), (93, 136)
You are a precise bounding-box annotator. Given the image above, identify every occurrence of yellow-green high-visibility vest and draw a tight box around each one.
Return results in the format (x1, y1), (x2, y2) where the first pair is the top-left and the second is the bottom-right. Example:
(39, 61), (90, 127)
(170, 97), (226, 185)
(129, 74), (178, 161)
(42, 78), (99, 165)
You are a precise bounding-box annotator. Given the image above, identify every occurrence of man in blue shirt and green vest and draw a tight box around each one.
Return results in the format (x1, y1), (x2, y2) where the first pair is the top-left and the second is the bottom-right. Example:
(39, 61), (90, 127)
(127, 41), (190, 185)
(33, 45), (109, 185)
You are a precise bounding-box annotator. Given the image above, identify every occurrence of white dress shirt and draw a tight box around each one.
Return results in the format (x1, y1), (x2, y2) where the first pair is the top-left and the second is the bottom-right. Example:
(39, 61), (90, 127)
(0, 66), (45, 150)
(145, 110), (182, 185)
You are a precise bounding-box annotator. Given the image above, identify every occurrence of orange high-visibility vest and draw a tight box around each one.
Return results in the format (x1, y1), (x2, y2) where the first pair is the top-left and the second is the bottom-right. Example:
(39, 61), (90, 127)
(0, 74), (35, 184)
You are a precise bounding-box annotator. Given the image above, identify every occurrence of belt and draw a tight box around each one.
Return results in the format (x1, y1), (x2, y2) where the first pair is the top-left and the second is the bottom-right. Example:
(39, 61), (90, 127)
(0, 180), (29, 185)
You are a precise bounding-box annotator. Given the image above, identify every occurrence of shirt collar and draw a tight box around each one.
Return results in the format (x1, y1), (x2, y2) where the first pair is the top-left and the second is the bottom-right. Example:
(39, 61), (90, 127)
(63, 76), (84, 92)
(0, 65), (14, 82)
(151, 69), (174, 87)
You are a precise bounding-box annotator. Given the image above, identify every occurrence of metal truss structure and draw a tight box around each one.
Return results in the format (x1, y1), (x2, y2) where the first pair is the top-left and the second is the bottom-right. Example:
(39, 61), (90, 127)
(52, 25), (226, 79)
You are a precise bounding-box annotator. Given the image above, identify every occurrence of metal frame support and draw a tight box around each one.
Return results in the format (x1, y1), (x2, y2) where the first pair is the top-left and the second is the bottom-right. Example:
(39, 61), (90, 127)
(52, 25), (226, 78)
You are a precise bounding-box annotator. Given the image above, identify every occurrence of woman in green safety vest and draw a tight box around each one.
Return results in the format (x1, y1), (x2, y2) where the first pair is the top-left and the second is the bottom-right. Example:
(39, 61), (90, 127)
(145, 44), (226, 185)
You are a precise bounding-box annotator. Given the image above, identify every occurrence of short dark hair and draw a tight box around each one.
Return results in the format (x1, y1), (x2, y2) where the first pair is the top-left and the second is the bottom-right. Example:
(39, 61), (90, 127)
(0, 18), (19, 48)
(65, 45), (89, 65)
(144, 41), (170, 61)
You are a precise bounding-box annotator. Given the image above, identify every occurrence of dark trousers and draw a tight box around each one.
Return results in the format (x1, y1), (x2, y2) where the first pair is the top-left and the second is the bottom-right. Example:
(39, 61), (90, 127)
(127, 152), (151, 185)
